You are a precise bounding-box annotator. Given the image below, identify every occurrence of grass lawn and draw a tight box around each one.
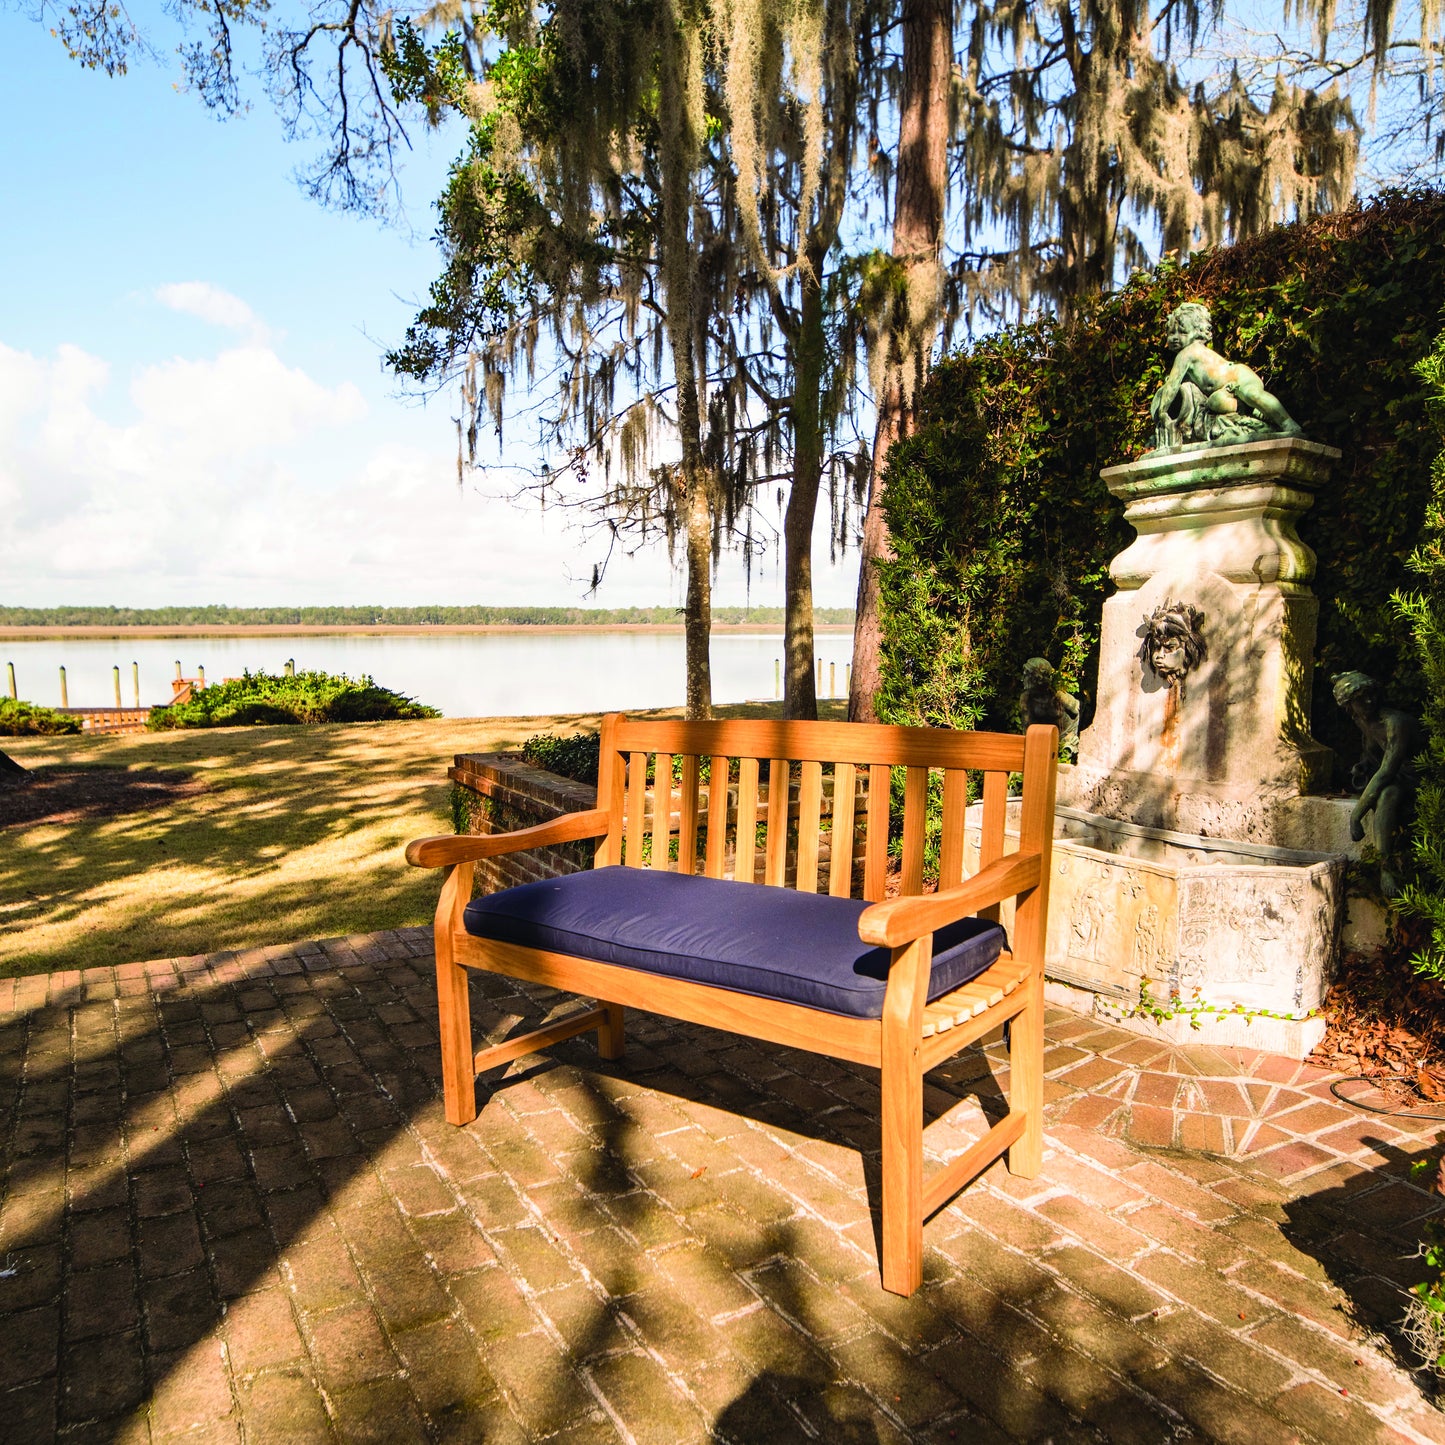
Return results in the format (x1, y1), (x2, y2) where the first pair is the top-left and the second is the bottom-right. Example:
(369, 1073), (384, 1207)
(1, 701), (842, 978)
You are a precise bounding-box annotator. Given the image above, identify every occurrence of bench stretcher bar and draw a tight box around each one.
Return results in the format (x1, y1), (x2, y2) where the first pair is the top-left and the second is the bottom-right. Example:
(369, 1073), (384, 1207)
(471, 1004), (611, 1074)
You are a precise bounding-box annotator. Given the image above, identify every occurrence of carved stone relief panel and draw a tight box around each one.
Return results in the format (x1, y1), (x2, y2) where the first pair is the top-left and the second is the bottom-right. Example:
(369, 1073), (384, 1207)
(1046, 846), (1176, 999)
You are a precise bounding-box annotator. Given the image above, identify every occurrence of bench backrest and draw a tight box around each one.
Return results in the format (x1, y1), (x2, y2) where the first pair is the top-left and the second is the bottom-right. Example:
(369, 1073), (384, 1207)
(595, 714), (1057, 904)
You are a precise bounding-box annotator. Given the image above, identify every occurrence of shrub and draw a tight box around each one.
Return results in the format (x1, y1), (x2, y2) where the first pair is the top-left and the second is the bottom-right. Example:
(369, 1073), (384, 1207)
(521, 731), (601, 786)
(0, 697), (82, 736)
(1395, 318), (1445, 977)
(147, 670), (439, 729)
(517, 732), (713, 787)
(878, 189), (1445, 762)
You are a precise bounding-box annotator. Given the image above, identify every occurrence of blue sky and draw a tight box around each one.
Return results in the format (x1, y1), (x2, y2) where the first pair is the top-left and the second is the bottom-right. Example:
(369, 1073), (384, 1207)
(0, 14), (853, 609)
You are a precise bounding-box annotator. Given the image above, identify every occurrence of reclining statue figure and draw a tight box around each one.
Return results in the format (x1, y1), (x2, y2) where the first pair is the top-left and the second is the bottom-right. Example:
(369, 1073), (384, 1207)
(1148, 302), (1304, 453)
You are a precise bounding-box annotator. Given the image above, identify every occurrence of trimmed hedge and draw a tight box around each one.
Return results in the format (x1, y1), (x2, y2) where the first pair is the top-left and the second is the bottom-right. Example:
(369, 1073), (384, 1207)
(877, 190), (1445, 762)
(0, 698), (83, 736)
(520, 730), (601, 786)
(147, 670), (439, 729)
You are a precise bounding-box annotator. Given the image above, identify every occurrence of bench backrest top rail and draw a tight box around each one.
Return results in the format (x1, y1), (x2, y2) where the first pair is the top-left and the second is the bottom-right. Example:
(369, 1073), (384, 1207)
(608, 716), (1027, 771)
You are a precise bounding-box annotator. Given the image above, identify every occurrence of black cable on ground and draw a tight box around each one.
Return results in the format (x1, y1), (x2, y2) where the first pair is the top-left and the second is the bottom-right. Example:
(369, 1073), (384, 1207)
(1330, 1076), (1445, 1121)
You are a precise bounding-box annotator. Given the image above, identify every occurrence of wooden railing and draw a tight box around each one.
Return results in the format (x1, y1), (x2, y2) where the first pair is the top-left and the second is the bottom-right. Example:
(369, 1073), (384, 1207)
(54, 708), (151, 736)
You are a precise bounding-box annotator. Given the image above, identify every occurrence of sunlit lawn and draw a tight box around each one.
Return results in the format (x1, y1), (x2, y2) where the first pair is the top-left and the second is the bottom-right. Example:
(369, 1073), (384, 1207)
(1, 700), (841, 977)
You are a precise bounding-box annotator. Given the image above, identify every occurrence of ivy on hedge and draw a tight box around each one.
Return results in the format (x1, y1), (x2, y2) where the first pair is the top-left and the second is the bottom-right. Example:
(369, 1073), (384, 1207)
(877, 189), (1445, 762)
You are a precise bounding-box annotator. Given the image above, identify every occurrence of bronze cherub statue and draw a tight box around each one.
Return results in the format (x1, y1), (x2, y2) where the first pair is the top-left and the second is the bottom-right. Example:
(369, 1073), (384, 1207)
(1149, 302), (1303, 453)
(1019, 657), (1079, 759)
(1333, 671), (1419, 896)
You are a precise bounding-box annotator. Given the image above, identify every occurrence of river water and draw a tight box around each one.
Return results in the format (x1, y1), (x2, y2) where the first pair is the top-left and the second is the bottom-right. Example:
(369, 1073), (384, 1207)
(1, 631), (856, 718)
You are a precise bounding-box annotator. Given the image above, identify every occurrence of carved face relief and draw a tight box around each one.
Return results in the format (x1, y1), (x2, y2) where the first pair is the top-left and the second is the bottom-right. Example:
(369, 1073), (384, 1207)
(1139, 602), (1207, 687)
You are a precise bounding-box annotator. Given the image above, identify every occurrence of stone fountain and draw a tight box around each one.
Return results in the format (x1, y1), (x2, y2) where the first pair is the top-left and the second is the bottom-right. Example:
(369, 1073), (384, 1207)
(973, 302), (1369, 1057)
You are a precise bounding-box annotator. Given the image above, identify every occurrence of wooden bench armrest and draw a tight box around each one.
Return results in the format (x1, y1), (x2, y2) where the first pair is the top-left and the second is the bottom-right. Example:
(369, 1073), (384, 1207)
(858, 852), (1043, 948)
(405, 810), (612, 869)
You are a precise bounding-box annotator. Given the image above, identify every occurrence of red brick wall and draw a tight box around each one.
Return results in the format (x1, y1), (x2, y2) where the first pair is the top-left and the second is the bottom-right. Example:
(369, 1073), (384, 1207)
(449, 753), (598, 894)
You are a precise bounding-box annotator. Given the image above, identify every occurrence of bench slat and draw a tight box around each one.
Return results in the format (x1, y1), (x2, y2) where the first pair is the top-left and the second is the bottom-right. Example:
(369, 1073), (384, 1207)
(939, 768), (967, 890)
(864, 763), (890, 902)
(830, 762), (857, 898)
(678, 755), (700, 876)
(979, 769), (1008, 923)
(765, 759), (789, 886)
(920, 956), (1030, 1037)
(704, 755), (728, 877)
(796, 760), (823, 893)
(900, 766), (928, 897)
(652, 753), (673, 872)
(735, 757), (759, 884)
(625, 752), (647, 868)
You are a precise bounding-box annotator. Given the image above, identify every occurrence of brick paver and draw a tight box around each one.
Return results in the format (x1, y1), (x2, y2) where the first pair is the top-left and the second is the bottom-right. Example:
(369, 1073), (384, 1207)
(3, 930), (1445, 1441)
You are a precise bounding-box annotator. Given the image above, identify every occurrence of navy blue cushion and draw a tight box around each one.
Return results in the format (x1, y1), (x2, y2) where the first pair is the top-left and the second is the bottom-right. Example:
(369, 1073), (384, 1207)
(462, 867), (1006, 1020)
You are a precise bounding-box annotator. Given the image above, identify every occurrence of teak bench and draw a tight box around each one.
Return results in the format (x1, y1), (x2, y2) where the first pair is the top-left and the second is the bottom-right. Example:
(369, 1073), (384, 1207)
(406, 713), (1057, 1295)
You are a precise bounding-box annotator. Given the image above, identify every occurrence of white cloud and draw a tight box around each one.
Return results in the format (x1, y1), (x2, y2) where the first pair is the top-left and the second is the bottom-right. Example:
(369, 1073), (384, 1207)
(155, 282), (267, 340)
(128, 346), (366, 462)
(0, 326), (860, 610)
(0, 334), (374, 588)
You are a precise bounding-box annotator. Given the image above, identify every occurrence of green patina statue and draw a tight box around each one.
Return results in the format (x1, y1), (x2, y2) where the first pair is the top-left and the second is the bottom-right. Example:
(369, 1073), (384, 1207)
(1333, 671), (1420, 896)
(1019, 657), (1080, 759)
(1148, 302), (1304, 454)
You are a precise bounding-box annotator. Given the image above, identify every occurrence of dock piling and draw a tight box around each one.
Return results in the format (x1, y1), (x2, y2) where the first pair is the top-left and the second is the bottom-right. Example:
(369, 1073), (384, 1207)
(59, 666), (68, 708)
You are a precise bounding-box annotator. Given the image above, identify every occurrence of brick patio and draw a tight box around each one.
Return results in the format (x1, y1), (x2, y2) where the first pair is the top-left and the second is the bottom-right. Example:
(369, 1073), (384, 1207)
(3, 931), (1445, 1441)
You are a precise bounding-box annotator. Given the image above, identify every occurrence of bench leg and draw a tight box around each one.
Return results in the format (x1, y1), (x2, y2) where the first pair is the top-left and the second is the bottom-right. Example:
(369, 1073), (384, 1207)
(597, 1003), (626, 1060)
(880, 1042), (924, 1296)
(1007, 975), (1043, 1177)
(436, 947), (478, 1126)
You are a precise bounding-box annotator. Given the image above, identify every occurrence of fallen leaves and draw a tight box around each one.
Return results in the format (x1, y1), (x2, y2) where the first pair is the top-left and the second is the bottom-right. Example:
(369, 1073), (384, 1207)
(1310, 948), (1445, 1106)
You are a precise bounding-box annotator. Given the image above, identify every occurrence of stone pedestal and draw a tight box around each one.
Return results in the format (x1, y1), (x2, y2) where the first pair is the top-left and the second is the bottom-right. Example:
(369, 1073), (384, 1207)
(1063, 437), (1341, 844)
(1044, 435), (1357, 1058)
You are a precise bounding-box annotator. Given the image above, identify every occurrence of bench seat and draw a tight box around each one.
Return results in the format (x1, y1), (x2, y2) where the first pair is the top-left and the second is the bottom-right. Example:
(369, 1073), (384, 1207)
(463, 866), (1006, 1019)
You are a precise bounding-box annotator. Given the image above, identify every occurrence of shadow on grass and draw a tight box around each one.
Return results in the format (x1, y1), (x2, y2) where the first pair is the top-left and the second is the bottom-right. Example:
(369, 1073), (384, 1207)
(1, 703), (849, 977)
(0, 725), (459, 975)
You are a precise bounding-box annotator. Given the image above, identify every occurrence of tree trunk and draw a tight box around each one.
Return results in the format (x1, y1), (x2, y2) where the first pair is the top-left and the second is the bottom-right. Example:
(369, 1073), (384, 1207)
(682, 470), (713, 720)
(671, 293), (714, 721)
(848, 0), (951, 723)
(849, 380), (906, 723)
(784, 258), (827, 721)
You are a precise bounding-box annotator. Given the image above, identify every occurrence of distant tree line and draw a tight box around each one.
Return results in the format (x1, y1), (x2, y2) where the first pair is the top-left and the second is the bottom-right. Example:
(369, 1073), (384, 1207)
(0, 605), (855, 628)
